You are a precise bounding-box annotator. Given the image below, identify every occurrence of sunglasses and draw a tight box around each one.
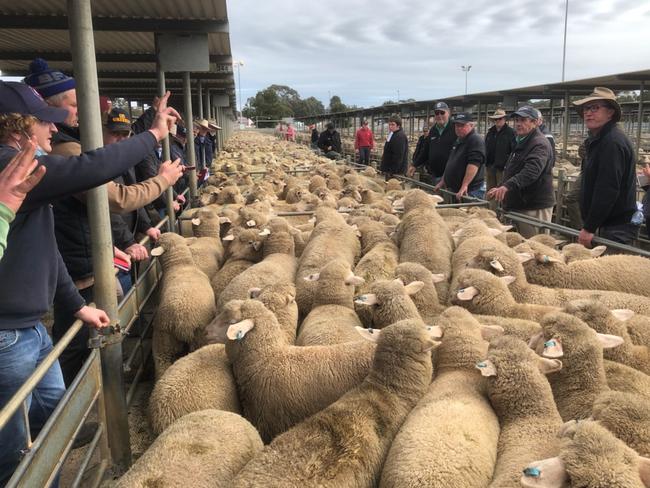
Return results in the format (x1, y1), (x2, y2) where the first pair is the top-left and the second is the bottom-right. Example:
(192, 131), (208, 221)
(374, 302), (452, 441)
(582, 104), (607, 113)
(434, 111), (447, 115)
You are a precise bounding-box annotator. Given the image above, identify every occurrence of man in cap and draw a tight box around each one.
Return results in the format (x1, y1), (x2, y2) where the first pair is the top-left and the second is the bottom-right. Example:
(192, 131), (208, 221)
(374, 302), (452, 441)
(0, 82), (179, 484)
(194, 119), (215, 170)
(409, 101), (456, 183)
(484, 108), (515, 208)
(434, 112), (485, 200)
(573, 87), (638, 246)
(310, 124), (319, 149)
(355, 119), (374, 165)
(486, 106), (555, 237)
(317, 122), (342, 159)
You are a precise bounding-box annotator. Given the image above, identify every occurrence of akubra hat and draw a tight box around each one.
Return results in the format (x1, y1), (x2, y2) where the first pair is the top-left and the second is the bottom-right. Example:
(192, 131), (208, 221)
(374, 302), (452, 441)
(573, 87), (621, 122)
(488, 108), (507, 119)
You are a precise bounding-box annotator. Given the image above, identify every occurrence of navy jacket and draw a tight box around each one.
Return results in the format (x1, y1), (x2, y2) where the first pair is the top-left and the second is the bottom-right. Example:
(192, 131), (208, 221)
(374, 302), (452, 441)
(194, 135), (214, 169)
(380, 129), (409, 174)
(0, 131), (157, 330)
(413, 123), (456, 178)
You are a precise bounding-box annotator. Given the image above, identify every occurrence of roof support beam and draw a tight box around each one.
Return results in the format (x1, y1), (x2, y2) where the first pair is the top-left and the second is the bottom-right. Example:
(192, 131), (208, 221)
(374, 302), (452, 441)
(0, 51), (232, 64)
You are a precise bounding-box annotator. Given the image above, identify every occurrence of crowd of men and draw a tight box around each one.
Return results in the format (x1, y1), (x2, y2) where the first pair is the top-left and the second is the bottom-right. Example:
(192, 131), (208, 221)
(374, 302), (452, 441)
(0, 57), (224, 485)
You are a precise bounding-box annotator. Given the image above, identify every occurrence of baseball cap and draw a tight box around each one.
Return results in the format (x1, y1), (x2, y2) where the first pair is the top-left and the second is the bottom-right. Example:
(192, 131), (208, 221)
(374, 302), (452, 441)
(451, 112), (475, 124)
(510, 106), (539, 120)
(104, 108), (132, 132)
(0, 81), (68, 123)
(434, 101), (449, 112)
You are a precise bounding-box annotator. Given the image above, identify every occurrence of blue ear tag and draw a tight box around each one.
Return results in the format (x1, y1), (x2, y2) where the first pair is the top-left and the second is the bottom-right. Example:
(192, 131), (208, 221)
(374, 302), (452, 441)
(459, 288), (465, 293)
(523, 467), (541, 477)
(476, 361), (486, 368)
(367, 327), (374, 334)
(544, 340), (556, 348)
(236, 330), (243, 341)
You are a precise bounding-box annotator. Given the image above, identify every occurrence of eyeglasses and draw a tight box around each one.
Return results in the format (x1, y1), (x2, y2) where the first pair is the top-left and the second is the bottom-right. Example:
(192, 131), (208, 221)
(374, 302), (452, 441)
(434, 111), (446, 115)
(582, 104), (607, 113)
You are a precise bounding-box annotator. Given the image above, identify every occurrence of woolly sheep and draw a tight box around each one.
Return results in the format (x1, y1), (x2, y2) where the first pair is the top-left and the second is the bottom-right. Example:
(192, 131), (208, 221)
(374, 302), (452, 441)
(225, 299), (375, 443)
(592, 390), (650, 457)
(380, 307), (499, 488)
(563, 300), (650, 374)
(296, 259), (365, 346)
(561, 242), (607, 263)
(188, 208), (225, 277)
(521, 420), (650, 488)
(148, 344), (240, 435)
(394, 189), (452, 301)
(528, 234), (566, 248)
(477, 335), (563, 488)
(354, 278), (424, 329)
(233, 318), (438, 488)
(116, 410), (263, 488)
(150, 233), (216, 378)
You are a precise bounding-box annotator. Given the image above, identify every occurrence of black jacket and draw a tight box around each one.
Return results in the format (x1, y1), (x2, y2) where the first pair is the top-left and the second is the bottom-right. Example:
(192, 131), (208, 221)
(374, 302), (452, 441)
(442, 129), (485, 193)
(195, 135), (214, 168)
(311, 129), (319, 144)
(485, 124), (515, 169)
(502, 128), (555, 211)
(413, 123), (456, 178)
(380, 128), (409, 174)
(0, 131), (157, 330)
(111, 167), (153, 250)
(580, 121), (636, 232)
(317, 130), (342, 153)
(412, 134), (427, 164)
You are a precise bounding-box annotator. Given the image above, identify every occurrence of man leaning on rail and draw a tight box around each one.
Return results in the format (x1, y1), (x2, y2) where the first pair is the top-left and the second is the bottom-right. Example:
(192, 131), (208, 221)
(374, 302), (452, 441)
(0, 81), (180, 486)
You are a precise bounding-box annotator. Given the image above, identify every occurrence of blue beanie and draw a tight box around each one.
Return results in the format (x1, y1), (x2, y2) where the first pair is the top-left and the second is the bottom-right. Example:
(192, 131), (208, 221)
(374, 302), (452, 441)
(23, 58), (76, 99)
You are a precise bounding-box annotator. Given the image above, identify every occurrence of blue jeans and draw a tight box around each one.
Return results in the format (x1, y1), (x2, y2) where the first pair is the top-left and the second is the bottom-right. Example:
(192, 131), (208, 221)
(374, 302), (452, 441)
(0, 323), (65, 486)
(117, 270), (132, 296)
(599, 222), (639, 246)
(468, 187), (485, 199)
(358, 147), (371, 165)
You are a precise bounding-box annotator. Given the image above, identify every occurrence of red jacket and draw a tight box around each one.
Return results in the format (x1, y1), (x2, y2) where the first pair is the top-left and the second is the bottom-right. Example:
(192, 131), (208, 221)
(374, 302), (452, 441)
(355, 127), (374, 149)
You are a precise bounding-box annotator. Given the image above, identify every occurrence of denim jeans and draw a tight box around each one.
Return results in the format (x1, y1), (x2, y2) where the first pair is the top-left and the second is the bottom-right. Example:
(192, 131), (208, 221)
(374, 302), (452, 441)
(0, 323), (65, 486)
(598, 222), (639, 246)
(358, 147), (371, 165)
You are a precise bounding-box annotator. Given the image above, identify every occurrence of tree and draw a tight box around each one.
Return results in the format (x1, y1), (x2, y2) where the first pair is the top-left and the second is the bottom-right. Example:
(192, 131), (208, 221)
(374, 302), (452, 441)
(329, 95), (348, 113)
(243, 85), (327, 123)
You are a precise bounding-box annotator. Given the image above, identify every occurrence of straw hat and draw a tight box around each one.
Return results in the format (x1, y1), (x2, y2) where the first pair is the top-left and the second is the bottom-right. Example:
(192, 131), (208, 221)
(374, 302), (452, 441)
(488, 108), (507, 119)
(573, 87), (621, 122)
(208, 119), (222, 130)
(194, 119), (210, 130)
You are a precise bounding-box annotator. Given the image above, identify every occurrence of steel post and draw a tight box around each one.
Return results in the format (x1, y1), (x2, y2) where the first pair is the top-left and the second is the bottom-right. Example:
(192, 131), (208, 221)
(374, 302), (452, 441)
(563, 91), (570, 157)
(197, 80), (203, 119)
(155, 49), (176, 232)
(183, 72), (199, 201)
(637, 81), (645, 159)
(204, 88), (211, 121)
(67, 0), (131, 471)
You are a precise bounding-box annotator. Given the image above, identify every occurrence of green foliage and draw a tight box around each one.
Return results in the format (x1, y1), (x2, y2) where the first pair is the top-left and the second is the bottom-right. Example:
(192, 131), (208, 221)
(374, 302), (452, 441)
(244, 85), (326, 121)
(329, 95), (348, 113)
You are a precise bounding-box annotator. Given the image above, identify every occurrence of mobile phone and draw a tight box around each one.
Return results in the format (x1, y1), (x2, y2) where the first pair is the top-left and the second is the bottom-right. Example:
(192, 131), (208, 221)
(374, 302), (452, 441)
(183, 165), (196, 171)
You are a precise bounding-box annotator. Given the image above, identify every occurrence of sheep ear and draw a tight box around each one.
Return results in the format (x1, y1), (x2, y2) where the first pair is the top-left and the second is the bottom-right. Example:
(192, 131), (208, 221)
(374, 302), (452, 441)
(355, 326), (380, 343)
(480, 324), (504, 340)
(490, 259), (505, 272)
(354, 293), (377, 306)
(638, 457), (650, 488)
(475, 359), (497, 377)
(222, 233), (235, 241)
(304, 273), (320, 282)
(248, 287), (262, 299)
(422, 339), (441, 352)
(246, 219), (257, 227)
(226, 319), (255, 341)
(457, 286), (479, 301)
(191, 218), (201, 226)
(404, 281), (425, 295)
(431, 273), (446, 283)
(488, 227), (503, 236)
(500, 224), (513, 232)
(425, 325), (443, 339)
(150, 246), (165, 257)
(537, 357), (563, 375)
(535, 254), (563, 264)
(596, 333), (625, 349)
(591, 245), (607, 257)
(529, 331), (545, 350)
(520, 457), (569, 488)
(500, 275), (516, 285)
(219, 216), (231, 224)
(345, 273), (365, 286)
(542, 338), (564, 358)
(258, 228), (271, 236)
(517, 252), (534, 263)
(611, 309), (635, 321)
(308, 216), (316, 223)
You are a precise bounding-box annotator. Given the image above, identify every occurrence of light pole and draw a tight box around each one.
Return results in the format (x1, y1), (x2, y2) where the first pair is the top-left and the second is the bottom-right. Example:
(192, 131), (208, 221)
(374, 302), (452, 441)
(461, 65), (472, 95)
(233, 60), (244, 121)
(397, 89), (400, 103)
(561, 0), (569, 82)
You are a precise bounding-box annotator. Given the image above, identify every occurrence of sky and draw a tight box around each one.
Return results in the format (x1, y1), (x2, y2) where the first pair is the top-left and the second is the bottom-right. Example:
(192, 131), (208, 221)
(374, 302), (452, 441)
(228, 0), (650, 110)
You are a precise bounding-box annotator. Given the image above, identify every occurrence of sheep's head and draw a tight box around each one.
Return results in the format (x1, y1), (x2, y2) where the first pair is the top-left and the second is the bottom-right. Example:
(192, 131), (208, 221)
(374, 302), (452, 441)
(467, 245), (524, 281)
(395, 262), (446, 296)
(225, 300), (279, 343)
(439, 306), (503, 342)
(354, 279), (427, 326)
(563, 299), (622, 329)
(452, 268), (516, 314)
(150, 232), (193, 267)
(399, 189), (443, 213)
(561, 243), (607, 263)
(224, 228), (266, 261)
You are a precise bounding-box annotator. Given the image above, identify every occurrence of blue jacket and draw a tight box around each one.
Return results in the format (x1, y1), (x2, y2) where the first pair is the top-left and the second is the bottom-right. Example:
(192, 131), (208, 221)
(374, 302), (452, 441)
(194, 135), (214, 168)
(0, 131), (157, 330)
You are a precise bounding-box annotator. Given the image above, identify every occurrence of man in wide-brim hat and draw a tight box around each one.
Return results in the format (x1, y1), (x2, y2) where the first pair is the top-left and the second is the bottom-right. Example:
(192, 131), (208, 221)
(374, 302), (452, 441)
(484, 108), (515, 208)
(573, 86), (638, 246)
(194, 119), (215, 170)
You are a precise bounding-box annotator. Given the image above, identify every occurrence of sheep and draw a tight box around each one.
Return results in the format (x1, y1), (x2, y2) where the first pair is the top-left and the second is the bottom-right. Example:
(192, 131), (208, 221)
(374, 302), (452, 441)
(394, 189), (453, 301)
(592, 390), (650, 457)
(561, 242), (608, 263)
(354, 278), (424, 329)
(384, 177), (402, 191)
(467, 245), (650, 315)
(380, 307), (499, 488)
(187, 208), (226, 278)
(521, 420), (650, 488)
(477, 335), (563, 488)
(148, 344), (240, 435)
(528, 234), (566, 248)
(225, 299), (375, 443)
(603, 359), (650, 401)
(295, 207), (360, 318)
(499, 231), (527, 248)
(233, 318), (438, 488)
(296, 259), (365, 346)
(217, 229), (296, 310)
(210, 227), (265, 303)
(516, 243), (650, 297)
(452, 268), (559, 322)
(115, 410), (263, 488)
(529, 311), (625, 421)
(214, 184), (245, 205)
(150, 233), (216, 378)
(563, 300), (650, 374)
(308, 174), (327, 193)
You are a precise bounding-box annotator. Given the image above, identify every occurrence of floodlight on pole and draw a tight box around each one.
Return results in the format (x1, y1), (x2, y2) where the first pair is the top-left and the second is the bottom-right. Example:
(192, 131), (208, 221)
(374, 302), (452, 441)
(561, 0), (569, 82)
(461, 65), (472, 95)
(233, 60), (244, 119)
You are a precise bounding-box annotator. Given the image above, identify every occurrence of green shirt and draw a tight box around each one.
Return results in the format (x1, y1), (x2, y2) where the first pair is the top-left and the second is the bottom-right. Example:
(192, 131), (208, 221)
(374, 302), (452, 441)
(435, 122), (449, 136)
(0, 202), (15, 261)
(515, 132), (533, 145)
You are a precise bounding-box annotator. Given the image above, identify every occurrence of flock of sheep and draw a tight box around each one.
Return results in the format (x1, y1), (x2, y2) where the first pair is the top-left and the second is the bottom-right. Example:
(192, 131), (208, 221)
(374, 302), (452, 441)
(115, 132), (650, 487)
